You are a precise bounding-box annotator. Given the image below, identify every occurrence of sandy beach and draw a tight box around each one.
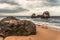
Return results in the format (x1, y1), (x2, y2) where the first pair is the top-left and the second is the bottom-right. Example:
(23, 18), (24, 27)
(4, 23), (60, 40)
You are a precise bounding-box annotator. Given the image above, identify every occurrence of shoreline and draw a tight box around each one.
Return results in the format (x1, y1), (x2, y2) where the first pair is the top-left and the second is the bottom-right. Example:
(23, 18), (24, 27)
(36, 23), (60, 31)
(33, 21), (60, 31)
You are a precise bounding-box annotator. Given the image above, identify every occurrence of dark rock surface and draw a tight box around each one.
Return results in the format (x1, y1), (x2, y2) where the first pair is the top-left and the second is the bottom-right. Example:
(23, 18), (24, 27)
(31, 13), (36, 18)
(1, 16), (18, 21)
(31, 11), (50, 18)
(37, 15), (41, 18)
(41, 11), (50, 19)
(0, 16), (36, 37)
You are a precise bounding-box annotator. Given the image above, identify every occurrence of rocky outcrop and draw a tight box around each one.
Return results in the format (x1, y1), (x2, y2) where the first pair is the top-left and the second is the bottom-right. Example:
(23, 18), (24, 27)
(31, 13), (36, 18)
(0, 16), (36, 37)
(41, 11), (50, 19)
(37, 15), (41, 18)
(31, 11), (50, 18)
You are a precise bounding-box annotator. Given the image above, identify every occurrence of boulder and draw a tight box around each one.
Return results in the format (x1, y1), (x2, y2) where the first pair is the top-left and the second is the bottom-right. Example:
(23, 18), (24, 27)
(31, 13), (36, 18)
(0, 16), (36, 38)
(17, 20), (36, 36)
(41, 11), (50, 19)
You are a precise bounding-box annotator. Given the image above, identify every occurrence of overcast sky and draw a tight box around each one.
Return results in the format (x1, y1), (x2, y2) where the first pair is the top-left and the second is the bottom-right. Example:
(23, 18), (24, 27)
(0, 0), (60, 16)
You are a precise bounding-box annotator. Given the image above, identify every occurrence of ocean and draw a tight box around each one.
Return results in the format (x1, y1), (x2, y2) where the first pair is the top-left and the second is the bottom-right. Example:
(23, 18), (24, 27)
(0, 16), (60, 28)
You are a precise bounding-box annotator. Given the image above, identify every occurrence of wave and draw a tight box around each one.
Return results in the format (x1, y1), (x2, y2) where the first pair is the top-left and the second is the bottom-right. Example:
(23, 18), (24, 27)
(0, 16), (60, 29)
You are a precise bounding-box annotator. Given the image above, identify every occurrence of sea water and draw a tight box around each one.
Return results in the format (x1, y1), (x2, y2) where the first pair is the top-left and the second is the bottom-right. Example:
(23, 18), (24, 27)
(0, 16), (60, 28)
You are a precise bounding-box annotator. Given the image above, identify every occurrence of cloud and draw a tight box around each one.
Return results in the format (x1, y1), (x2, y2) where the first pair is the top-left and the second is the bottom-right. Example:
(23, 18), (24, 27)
(0, 7), (29, 13)
(0, 0), (29, 13)
(0, 0), (19, 5)
(0, 0), (60, 16)
(44, 0), (60, 6)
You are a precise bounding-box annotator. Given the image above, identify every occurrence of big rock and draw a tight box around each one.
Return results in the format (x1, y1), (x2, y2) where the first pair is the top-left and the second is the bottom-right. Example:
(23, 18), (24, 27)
(0, 16), (36, 38)
(41, 11), (50, 19)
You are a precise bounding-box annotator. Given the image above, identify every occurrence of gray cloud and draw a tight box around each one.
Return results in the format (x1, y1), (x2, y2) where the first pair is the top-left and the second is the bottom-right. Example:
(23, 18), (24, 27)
(0, 7), (29, 13)
(0, 0), (29, 13)
(0, 0), (19, 5)
(46, 0), (60, 6)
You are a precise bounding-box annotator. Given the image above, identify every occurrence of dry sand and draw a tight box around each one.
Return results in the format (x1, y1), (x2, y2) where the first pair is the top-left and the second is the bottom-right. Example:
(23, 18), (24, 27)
(4, 24), (60, 40)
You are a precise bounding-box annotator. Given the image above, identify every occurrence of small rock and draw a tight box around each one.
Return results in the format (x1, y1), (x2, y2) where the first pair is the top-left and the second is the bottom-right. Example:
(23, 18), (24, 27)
(31, 13), (36, 18)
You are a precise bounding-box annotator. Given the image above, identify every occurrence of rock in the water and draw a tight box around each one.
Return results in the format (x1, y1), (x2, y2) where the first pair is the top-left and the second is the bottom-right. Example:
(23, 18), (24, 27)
(41, 11), (50, 19)
(37, 15), (41, 18)
(31, 13), (36, 18)
(0, 17), (36, 37)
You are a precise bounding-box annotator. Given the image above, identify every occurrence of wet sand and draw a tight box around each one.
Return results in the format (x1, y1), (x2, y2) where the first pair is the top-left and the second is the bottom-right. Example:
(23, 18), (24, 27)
(4, 24), (60, 40)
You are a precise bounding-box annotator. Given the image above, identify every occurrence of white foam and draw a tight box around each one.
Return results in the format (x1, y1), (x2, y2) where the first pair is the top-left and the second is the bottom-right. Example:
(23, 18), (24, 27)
(19, 18), (60, 29)
(32, 21), (60, 29)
